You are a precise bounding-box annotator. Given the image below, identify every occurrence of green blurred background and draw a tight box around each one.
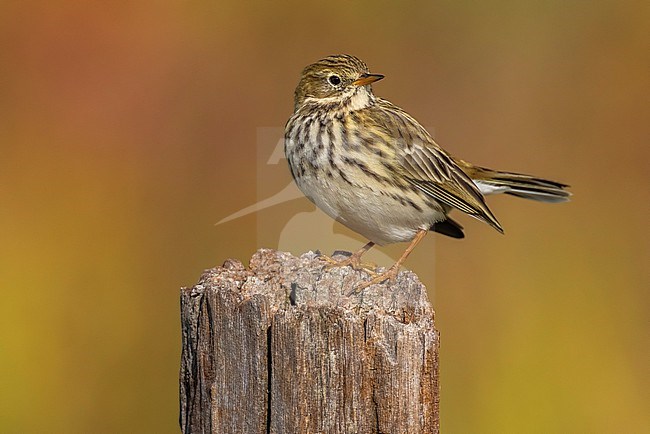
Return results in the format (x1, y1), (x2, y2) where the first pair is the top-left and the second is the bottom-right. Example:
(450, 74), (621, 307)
(1, 1), (648, 432)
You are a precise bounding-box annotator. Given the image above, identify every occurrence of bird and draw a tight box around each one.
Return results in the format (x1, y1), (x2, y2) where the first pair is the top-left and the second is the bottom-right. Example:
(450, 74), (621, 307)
(284, 54), (570, 288)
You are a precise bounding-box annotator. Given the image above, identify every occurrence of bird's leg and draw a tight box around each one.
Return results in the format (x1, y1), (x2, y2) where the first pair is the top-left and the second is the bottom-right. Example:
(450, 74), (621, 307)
(320, 241), (376, 272)
(332, 241), (376, 269)
(354, 229), (428, 292)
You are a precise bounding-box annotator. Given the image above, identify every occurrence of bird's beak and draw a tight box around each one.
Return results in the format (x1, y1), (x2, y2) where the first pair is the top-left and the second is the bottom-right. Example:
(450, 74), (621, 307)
(352, 73), (385, 86)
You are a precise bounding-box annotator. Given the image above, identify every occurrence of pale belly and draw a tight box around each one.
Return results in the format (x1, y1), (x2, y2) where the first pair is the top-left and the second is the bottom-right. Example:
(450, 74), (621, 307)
(295, 173), (445, 246)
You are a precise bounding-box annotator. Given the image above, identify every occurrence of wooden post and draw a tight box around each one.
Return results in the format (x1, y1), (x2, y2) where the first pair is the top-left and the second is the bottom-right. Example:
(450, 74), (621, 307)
(180, 249), (439, 433)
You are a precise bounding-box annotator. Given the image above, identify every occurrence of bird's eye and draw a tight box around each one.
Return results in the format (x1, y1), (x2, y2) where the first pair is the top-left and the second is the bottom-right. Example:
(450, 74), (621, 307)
(328, 75), (341, 86)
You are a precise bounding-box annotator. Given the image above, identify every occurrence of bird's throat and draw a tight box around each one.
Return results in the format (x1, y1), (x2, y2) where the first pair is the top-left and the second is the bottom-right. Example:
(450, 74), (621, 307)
(346, 88), (375, 111)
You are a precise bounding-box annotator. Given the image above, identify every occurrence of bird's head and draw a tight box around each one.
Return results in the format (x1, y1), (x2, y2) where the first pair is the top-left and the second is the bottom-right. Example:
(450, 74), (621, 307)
(293, 54), (384, 111)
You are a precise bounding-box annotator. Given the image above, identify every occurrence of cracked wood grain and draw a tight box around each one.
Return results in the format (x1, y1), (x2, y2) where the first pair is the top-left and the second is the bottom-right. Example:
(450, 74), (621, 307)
(180, 249), (439, 433)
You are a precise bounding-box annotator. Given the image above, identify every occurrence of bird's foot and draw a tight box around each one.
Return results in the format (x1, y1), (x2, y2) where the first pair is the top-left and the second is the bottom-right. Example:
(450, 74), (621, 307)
(351, 264), (401, 294)
(319, 252), (378, 277)
(316, 254), (337, 266)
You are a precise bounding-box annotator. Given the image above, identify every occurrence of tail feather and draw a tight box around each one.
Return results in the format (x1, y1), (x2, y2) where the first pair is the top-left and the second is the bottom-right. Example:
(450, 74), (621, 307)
(456, 160), (572, 203)
(476, 172), (571, 203)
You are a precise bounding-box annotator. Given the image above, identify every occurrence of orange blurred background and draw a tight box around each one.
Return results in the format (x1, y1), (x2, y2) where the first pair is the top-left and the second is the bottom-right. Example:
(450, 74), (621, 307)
(1, 1), (647, 432)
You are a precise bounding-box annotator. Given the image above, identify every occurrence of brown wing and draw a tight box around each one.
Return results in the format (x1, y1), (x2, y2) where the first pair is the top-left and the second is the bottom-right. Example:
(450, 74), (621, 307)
(368, 99), (504, 233)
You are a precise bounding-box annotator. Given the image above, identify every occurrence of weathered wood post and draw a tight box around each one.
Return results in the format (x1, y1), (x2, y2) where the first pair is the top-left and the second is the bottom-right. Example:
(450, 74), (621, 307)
(180, 249), (439, 433)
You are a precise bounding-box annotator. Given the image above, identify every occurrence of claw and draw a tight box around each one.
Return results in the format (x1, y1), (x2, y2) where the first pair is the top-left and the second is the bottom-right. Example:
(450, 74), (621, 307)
(351, 264), (400, 293)
(348, 228), (429, 295)
(323, 253), (378, 276)
(317, 254), (338, 265)
(318, 241), (377, 275)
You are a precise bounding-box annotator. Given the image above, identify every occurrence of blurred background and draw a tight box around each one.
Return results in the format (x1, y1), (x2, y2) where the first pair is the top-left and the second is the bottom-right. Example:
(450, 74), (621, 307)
(1, 1), (648, 432)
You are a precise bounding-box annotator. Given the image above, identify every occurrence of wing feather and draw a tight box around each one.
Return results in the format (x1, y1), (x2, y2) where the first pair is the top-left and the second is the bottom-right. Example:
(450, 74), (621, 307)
(368, 99), (504, 233)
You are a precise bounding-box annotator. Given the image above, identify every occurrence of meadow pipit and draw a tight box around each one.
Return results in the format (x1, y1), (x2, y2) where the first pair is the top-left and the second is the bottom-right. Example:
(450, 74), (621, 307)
(284, 54), (570, 288)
